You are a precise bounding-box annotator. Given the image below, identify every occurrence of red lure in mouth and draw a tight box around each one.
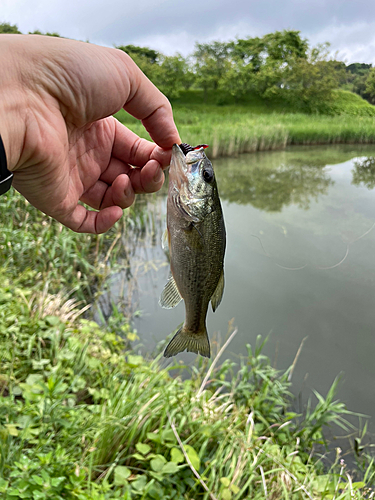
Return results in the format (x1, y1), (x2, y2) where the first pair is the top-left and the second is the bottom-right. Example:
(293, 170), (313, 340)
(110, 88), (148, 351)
(179, 143), (209, 155)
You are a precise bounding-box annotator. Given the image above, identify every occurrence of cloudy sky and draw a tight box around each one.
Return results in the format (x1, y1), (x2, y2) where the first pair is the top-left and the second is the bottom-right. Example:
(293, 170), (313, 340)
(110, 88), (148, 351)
(2, 0), (375, 64)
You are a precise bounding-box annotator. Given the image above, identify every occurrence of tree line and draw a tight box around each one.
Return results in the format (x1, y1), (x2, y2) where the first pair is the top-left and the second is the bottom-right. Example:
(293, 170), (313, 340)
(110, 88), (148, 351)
(2, 21), (375, 112)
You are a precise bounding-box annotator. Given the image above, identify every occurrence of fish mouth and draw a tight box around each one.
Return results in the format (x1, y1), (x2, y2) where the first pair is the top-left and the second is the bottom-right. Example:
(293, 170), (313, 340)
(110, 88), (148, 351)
(170, 144), (189, 189)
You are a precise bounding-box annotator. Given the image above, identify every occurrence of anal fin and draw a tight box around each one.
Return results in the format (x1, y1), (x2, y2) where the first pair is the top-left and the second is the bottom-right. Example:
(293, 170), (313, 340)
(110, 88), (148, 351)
(159, 273), (182, 309)
(211, 269), (225, 312)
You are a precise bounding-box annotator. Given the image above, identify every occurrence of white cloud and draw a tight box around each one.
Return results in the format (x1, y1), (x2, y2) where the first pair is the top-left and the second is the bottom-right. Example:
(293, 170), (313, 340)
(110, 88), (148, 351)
(309, 22), (375, 64)
(2, 0), (375, 64)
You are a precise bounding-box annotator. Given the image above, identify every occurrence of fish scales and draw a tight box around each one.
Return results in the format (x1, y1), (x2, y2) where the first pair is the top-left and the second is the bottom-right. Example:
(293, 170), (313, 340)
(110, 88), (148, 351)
(159, 143), (226, 358)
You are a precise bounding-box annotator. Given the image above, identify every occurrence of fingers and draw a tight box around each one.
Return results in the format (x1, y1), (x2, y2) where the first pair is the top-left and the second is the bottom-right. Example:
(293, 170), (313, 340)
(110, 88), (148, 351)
(127, 160), (165, 194)
(59, 204), (123, 234)
(112, 118), (172, 169)
(80, 174), (135, 210)
(63, 160), (164, 233)
(120, 55), (181, 148)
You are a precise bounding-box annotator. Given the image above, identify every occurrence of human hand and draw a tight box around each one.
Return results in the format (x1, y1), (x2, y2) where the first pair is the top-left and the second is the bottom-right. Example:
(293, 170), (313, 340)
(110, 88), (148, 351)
(0, 34), (181, 233)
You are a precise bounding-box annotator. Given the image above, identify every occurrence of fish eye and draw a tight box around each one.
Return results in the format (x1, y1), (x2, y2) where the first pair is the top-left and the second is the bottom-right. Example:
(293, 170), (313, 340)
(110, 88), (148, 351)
(202, 168), (214, 183)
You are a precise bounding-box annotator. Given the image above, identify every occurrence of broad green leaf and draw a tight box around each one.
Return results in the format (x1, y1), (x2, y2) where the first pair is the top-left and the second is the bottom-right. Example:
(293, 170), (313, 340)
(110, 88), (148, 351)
(0, 478), (9, 493)
(32, 491), (45, 500)
(131, 475), (147, 492)
(147, 484), (164, 500)
(127, 354), (143, 366)
(12, 385), (22, 396)
(132, 453), (146, 461)
(51, 477), (65, 487)
(135, 442), (151, 455)
(161, 429), (174, 441)
(6, 487), (20, 497)
(5, 424), (18, 437)
(25, 374), (43, 386)
(352, 482), (365, 489)
(220, 477), (230, 487)
(222, 488), (232, 500)
(184, 445), (200, 471)
(231, 484), (240, 494)
(150, 455), (167, 472)
(45, 315), (62, 326)
(127, 332), (139, 341)
(161, 462), (179, 474)
(170, 447), (184, 464)
(149, 471), (164, 482)
(114, 466), (131, 485)
(31, 475), (43, 486)
(312, 475), (335, 493)
(147, 432), (161, 443)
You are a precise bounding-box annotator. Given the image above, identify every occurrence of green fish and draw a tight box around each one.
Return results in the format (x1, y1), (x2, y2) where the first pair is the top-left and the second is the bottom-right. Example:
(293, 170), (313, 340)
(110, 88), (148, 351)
(160, 143), (226, 358)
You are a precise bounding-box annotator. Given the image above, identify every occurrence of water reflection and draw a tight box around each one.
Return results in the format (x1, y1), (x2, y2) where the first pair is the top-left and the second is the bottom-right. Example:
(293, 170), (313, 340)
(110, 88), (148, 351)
(98, 145), (375, 442)
(215, 146), (375, 211)
(216, 155), (333, 211)
(352, 157), (375, 190)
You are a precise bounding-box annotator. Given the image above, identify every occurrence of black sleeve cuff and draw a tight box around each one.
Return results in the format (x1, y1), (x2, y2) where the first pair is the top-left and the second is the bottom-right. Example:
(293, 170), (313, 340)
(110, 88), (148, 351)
(0, 134), (13, 195)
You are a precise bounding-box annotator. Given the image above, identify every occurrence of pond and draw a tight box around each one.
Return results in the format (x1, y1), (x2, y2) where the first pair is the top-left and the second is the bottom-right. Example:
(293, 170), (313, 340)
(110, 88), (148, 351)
(97, 144), (375, 440)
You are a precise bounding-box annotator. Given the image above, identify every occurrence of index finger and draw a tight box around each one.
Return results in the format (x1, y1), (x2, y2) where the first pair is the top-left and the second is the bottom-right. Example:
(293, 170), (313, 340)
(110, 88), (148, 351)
(121, 55), (181, 148)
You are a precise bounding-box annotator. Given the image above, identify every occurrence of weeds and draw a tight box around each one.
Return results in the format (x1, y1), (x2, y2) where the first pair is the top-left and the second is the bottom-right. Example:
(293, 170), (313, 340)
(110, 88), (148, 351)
(1, 275), (374, 498)
(115, 95), (375, 159)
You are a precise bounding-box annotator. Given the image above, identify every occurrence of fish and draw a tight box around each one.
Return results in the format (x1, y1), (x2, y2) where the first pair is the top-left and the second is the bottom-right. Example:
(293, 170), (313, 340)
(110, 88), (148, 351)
(159, 143), (226, 358)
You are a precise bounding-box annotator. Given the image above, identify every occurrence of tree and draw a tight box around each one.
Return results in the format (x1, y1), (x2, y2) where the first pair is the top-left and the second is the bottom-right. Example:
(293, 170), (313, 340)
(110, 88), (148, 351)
(365, 68), (375, 104)
(116, 44), (159, 64)
(193, 41), (232, 100)
(217, 156), (333, 211)
(155, 54), (193, 99)
(340, 63), (372, 101)
(28, 30), (61, 37)
(352, 157), (375, 190)
(219, 60), (255, 101)
(116, 45), (161, 83)
(228, 31), (310, 99)
(0, 22), (22, 34)
(280, 57), (341, 112)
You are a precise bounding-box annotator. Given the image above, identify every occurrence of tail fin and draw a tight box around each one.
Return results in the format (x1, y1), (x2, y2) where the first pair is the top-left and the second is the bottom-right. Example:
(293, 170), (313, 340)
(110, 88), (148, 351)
(164, 326), (210, 358)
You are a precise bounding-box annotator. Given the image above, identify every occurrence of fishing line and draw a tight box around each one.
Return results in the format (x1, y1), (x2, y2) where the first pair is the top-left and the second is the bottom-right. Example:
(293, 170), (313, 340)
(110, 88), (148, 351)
(252, 234), (308, 271)
(316, 245), (349, 270)
(316, 220), (375, 270)
(252, 219), (375, 271)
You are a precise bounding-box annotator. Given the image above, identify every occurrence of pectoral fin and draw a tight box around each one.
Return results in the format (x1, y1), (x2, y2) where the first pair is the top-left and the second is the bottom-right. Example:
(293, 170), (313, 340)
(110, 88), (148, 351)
(211, 270), (225, 312)
(159, 273), (182, 309)
(172, 191), (200, 223)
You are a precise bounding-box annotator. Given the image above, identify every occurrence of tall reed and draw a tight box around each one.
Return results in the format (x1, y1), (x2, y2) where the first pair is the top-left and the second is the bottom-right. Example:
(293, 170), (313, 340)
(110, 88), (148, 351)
(115, 106), (375, 158)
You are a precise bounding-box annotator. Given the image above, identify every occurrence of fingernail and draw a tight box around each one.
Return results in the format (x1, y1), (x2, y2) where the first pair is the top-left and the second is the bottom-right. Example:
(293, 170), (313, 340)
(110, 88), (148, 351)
(125, 185), (132, 198)
(153, 167), (164, 183)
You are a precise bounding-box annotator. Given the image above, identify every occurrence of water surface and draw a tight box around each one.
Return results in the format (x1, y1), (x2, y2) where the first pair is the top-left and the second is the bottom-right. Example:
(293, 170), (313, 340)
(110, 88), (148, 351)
(99, 145), (375, 438)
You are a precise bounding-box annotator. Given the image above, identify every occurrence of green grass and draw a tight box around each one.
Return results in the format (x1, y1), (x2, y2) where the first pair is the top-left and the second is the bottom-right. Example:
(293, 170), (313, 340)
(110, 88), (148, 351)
(115, 90), (375, 158)
(0, 190), (150, 301)
(1, 275), (374, 499)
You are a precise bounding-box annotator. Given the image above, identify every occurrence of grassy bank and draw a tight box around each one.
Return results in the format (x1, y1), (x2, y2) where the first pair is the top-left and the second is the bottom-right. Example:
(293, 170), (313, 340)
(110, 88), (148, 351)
(1, 190), (375, 498)
(1, 273), (374, 499)
(116, 90), (375, 158)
